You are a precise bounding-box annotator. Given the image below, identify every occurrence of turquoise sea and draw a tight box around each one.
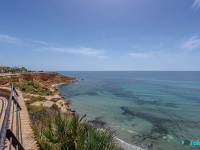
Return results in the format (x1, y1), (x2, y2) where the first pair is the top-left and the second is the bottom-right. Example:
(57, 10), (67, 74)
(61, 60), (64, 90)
(58, 71), (200, 150)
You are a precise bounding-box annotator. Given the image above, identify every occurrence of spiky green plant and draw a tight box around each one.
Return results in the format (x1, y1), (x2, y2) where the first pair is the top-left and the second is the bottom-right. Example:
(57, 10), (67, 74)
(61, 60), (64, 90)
(32, 110), (123, 150)
(84, 127), (122, 150)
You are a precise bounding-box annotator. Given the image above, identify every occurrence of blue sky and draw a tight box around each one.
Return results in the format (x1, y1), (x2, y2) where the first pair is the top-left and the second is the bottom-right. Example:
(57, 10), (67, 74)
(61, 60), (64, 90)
(0, 0), (200, 71)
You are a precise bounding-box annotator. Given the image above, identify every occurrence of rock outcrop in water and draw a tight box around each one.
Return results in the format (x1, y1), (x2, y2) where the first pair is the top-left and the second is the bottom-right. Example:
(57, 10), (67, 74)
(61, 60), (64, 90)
(87, 116), (107, 128)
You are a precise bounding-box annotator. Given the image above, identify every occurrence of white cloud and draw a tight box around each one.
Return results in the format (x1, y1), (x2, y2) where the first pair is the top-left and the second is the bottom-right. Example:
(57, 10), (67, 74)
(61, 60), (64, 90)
(181, 36), (200, 50)
(192, 0), (200, 9)
(31, 40), (49, 46)
(0, 34), (48, 47)
(0, 33), (107, 58)
(39, 47), (107, 58)
(0, 34), (22, 44)
(129, 52), (153, 58)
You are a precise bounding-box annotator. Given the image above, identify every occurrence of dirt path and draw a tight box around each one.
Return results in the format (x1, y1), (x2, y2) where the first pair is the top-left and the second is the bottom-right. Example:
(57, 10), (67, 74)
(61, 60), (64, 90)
(16, 90), (39, 150)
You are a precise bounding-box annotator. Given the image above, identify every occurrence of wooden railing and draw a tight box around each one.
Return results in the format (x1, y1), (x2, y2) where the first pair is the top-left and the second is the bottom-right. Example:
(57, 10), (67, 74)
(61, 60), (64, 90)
(0, 83), (24, 150)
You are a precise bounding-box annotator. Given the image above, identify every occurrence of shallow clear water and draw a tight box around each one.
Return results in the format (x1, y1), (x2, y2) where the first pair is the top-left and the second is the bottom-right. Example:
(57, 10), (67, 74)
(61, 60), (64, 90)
(58, 71), (200, 150)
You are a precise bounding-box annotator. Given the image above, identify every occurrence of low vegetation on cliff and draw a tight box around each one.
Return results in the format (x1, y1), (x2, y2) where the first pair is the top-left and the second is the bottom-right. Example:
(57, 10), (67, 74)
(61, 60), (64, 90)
(14, 80), (53, 96)
(0, 66), (28, 73)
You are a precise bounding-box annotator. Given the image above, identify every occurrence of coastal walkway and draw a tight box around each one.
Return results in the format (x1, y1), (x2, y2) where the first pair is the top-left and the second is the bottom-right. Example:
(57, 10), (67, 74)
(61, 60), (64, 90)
(0, 84), (38, 150)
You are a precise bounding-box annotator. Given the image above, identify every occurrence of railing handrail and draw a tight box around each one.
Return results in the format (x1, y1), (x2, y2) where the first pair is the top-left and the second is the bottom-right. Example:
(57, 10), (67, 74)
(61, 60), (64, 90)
(0, 83), (14, 149)
(0, 83), (24, 150)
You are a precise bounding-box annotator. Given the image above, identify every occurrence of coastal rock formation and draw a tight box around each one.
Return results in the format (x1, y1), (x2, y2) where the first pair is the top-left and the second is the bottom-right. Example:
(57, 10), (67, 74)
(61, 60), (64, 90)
(55, 99), (71, 113)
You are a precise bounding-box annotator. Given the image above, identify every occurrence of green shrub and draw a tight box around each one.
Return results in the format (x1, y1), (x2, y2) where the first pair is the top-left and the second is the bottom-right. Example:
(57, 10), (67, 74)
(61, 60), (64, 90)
(30, 108), (123, 150)
(14, 81), (52, 96)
